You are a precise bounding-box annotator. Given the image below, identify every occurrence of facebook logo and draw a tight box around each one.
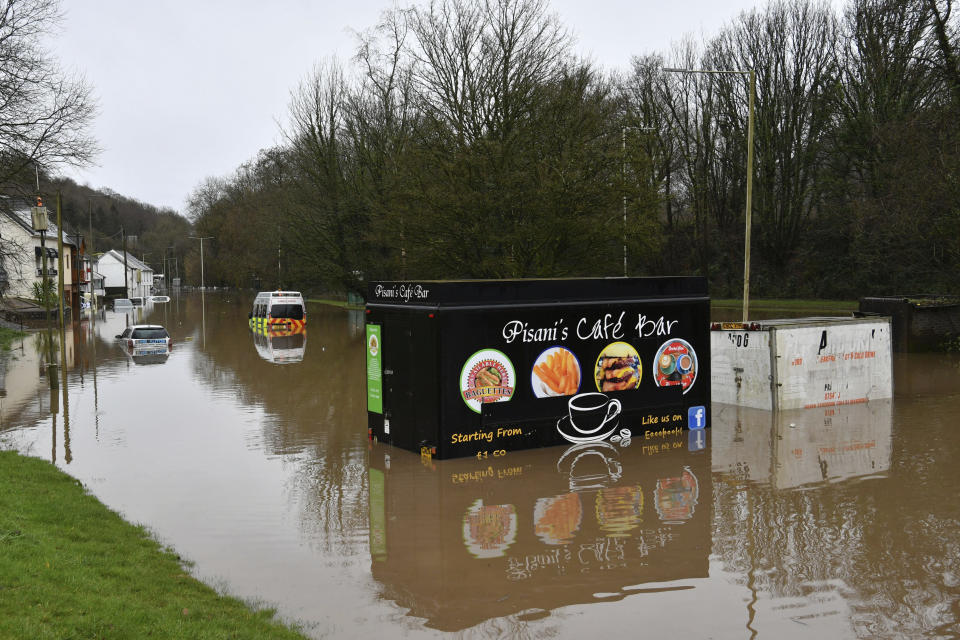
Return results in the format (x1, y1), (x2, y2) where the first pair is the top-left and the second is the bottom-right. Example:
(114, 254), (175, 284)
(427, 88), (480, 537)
(688, 406), (706, 430)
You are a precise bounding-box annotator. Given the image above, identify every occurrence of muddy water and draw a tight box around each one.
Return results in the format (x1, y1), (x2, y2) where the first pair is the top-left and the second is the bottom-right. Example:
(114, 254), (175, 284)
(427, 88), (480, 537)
(2, 293), (959, 638)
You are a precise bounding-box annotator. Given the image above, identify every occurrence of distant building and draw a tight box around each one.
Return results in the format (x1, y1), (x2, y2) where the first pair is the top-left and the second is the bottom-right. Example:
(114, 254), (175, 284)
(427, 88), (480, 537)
(0, 201), (79, 308)
(96, 250), (153, 299)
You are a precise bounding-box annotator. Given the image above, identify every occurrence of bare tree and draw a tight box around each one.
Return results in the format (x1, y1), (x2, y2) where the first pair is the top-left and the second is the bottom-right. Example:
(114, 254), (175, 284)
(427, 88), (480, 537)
(283, 59), (367, 293)
(0, 0), (98, 193)
(407, 0), (569, 143)
(709, 0), (839, 283)
(347, 8), (418, 276)
(924, 0), (960, 108)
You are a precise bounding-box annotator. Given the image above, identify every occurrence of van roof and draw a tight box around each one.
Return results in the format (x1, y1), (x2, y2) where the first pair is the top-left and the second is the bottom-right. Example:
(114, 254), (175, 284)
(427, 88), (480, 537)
(256, 291), (302, 298)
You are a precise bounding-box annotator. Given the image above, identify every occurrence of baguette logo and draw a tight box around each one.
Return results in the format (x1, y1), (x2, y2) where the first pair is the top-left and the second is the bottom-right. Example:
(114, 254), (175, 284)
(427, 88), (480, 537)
(460, 349), (515, 413)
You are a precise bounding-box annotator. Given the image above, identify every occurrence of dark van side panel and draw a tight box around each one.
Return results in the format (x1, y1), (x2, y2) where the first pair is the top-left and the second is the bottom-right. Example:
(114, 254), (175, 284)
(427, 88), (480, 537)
(370, 308), (439, 455)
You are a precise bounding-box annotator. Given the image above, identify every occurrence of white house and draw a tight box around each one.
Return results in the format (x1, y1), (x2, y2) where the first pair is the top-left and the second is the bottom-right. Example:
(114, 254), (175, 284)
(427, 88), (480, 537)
(0, 201), (78, 306)
(96, 249), (153, 299)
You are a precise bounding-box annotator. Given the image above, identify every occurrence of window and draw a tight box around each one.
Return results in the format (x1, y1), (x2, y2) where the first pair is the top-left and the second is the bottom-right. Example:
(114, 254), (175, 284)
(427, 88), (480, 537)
(269, 304), (304, 320)
(131, 328), (169, 340)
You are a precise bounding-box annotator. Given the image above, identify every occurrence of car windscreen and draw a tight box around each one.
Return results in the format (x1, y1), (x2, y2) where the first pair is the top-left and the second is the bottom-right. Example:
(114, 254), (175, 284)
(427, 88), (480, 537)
(130, 328), (169, 339)
(270, 304), (304, 320)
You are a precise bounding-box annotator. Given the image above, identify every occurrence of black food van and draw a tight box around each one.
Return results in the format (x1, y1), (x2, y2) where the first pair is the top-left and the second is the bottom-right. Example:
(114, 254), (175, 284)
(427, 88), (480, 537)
(365, 278), (710, 459)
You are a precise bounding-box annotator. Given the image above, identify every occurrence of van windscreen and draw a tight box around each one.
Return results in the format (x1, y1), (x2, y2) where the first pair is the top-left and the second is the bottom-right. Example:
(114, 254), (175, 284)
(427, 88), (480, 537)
(270, 304), (304, 320)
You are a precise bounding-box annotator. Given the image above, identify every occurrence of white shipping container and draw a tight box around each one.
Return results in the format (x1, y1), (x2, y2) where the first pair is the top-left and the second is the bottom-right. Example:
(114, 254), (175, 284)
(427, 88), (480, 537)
(711, 317), (892, 410)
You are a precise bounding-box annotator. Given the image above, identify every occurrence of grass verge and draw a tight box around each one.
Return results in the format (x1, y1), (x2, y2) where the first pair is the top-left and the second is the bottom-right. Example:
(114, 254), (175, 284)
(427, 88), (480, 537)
(711, 298), (857, 313)
(0, 327), (26, 351)
(305, 298), (364, 310)
(0, 451), (307, 640)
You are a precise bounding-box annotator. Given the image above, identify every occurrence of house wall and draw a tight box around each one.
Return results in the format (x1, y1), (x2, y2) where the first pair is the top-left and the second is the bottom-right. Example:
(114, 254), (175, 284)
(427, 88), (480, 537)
(0, 216), (35, 298)
(96, 253), (153, 299)
(0, 216), (76, 300)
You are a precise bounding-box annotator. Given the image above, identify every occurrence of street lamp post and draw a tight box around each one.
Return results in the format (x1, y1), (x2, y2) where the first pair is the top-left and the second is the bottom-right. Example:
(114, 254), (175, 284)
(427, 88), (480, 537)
(664, 66), (756, 322)
(165, 246), (175, 293)
(189, 236), (213, 290)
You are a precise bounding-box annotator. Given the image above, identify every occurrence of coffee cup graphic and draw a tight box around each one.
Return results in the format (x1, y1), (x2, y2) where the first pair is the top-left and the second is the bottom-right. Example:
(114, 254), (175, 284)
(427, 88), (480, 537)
(567, 392), (621, 435)
(659, 353), (676, 374)
(676, 353), (693, 375)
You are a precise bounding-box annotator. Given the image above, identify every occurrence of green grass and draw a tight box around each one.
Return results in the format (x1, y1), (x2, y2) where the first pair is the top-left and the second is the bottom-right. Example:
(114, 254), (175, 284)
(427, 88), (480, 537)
(711, 298), (857, 312)
(0, 451), (308, 640)
(305, 298), (364, 310)
(0, 327), (26, 351)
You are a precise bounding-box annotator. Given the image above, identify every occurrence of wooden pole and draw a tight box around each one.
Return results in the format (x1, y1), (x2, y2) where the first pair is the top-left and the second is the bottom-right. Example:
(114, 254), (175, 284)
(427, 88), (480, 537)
(56, 192), (65, 329)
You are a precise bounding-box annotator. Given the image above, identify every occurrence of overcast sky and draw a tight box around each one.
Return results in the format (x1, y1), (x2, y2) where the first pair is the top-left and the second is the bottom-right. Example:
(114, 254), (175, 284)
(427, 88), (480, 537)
(52, 0), (767, 214)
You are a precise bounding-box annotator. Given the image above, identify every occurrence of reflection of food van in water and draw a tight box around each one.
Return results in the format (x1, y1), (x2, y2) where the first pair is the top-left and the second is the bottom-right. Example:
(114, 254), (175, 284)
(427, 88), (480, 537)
(249, 291), (307, 331)
(251, 325), (307, 364)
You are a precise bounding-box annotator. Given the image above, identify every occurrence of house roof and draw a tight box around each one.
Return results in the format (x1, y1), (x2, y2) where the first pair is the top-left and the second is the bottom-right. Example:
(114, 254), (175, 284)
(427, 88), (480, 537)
(99, 249), (154, 272)
(2, 205), (77, 247)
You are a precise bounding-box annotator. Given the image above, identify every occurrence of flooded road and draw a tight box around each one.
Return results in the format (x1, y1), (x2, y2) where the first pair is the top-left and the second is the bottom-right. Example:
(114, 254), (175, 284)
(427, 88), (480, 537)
(2, 293), (959, 638)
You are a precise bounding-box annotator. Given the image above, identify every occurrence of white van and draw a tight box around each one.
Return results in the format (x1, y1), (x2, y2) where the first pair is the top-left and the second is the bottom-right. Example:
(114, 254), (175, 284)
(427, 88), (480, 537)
(249, 290), (307, 331)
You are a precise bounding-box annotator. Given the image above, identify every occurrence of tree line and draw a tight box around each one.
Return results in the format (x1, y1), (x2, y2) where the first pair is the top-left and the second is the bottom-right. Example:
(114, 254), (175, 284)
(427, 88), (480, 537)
(161, 0), (960, 297)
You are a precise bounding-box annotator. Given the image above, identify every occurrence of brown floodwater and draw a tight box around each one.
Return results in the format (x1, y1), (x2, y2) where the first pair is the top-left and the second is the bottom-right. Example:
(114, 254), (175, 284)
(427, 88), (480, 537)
(1, 293), (959, 638)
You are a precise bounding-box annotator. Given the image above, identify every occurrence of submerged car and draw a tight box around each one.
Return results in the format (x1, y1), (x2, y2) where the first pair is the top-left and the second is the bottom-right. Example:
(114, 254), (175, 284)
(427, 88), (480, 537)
(113, 298), (134, 310)
(116, 324), (172, 359)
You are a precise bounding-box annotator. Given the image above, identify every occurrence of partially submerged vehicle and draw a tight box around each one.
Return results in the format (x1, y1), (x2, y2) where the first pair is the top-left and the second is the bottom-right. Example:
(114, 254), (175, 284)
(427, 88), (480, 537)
(116, 324), (172, 360)
(249, 291), (307, 332)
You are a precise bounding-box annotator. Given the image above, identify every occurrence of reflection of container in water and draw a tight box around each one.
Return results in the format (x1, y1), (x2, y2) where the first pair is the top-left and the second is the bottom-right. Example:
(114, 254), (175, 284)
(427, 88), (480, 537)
(462, 499), (517, 558)
(557, 442), (623, 492)
(654, 468), (699, 523)
(533, 493), (583, 545)
(595, 485), (643, 537)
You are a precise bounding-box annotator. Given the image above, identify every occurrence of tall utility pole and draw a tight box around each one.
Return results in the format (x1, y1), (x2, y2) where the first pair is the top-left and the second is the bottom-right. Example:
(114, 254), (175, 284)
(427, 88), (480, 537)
(189, 236), (213, 289)
(122, 227), (129, 298)
(56, 192), (65, 329)
(165, 246), (174, 293)
(88, 199), (95, 256)
(31, 196), (56, 381)
(664, 66), (756, 322)
(31, 197), (51, 325)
